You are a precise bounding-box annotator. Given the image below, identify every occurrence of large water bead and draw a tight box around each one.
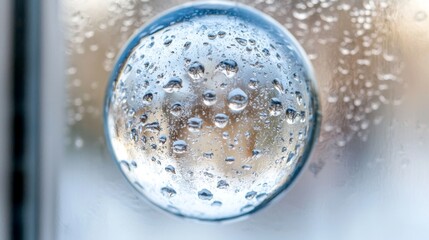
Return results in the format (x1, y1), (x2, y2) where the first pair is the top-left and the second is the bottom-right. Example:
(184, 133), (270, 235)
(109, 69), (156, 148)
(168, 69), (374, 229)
(104, 2), (319, 221)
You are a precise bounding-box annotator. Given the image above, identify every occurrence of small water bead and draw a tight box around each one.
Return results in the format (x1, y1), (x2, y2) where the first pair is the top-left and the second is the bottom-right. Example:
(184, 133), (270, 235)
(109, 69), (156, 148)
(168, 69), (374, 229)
(256, 193), (268, 201)
(248, 78), (259, 89)
(235, 37), (247, 46)
(173, 140), (187, 154)
(272, 78), (284, 93)
(222, 132), (229, 139)
(105, 2), (319, 221)
(217, 180), (229, 189)
(142, 92), (153, 104)
(198, 189), (213, 200)
(170, 103), (183, 116)
(295, 91), (303, 105)
(216, 59), (238, 78)
(123, 64), (132, 74)
(269, 98), (283, 116)
(144, 122), (161, 133)
(203, 152), (214, 159)
(242, 165), (252, 170)
(211, 201), (222, 207)
(184, 41), (191, 50)
(159, 135), (167, 144)
(161, 187), (177, 198)
(217, 31), (226, 38)
(188, 61), (205, 80)
(164, 38), (173, 46)
(245, 191), (257, 200)
(240, 204), (254, 213)
(202, 90), (217, 106)
(286, 108), (300, 124)
(204, 172), (214, 178)
(130, 128), (139, 142)
(163, 77), (183, 93)
(225, 156), (235, 164)
(227, 88), (248, 112)
(187, 117), (203, 132)
(207, 32), (217, 40)
(214, 113), (229, 128)
(252, 149), (262, 157)
(119, 161), (131, 173)
(165, 165), (176, 174)
(140, 114), (148, 123)
(262, 48), (270, 56)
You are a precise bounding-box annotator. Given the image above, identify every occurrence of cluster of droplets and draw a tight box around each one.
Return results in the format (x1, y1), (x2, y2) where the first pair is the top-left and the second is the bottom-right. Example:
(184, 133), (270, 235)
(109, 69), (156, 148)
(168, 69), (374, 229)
(105, 3), (317, 221)
(65, 0), (404, 185)
(254, 0), (404, 175)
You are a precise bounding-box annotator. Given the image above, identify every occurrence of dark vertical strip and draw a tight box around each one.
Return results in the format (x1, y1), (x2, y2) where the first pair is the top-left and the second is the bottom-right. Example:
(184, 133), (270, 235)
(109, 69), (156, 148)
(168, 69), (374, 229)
(11, 0), (40, 239)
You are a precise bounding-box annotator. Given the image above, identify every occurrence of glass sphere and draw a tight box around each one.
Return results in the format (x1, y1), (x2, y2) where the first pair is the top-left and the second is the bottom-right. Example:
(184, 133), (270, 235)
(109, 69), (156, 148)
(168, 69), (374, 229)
(104, 2), (319, 221)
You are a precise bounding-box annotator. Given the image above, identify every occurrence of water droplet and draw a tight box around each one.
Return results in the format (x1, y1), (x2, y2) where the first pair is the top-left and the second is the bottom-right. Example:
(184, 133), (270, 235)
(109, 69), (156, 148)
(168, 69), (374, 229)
(161, 187), (176, 198)
(170, 103), (183, 116)
(252, 149), (261, 157)
(142, 92), (153, 104)
(227, 88), (248, 112)
(240, 204), (254, 213)
(188, 61), (205, 80)
(204, 172), (214, 178)
(120, 161), (130, 172)
(269, 98), (283, 116)
(245, 191), (257, 200)
(187, 117), (203, 132)
(144, 122), (161, 133)
(202, 90), (217, 106)
(130, 128), (139, 142)
(184, 41), (191, 50)
(159, 135), (167, 144)
(286, 108), (299, 124)
(262, 48), (270, 56)
(295, 91), (303, 105)
(124, 64), (132, 74)
(217, 180), (229, 189)
(216, 59), (238, 78)
(140, 114), (148, 123)
(242, 165), (252, 170)
(164, 38), (173, 46)
(165, 165), (176, 174)
(214, 113), (229, 128)
(208, 32), (217, 40)
(235, 37), (247, 46)
(272, 78), (284, 93)
(163, 77), (183, 93)
(173, 140), (187, 154)
(211, 201), (222, 207)
(198, 189), (213, 200)
(203, 152), (214, 159)
(248, 78), (259, 89)
(256, 193), (267, 201)
(287, 152), (295, 162)
(222, 131), (229, 139)
(225, 156), (235, 164)
(217, 31), (226, 38)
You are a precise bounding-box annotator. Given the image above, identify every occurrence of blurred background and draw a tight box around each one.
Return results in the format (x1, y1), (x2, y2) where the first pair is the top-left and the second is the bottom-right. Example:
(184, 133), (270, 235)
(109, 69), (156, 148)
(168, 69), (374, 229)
(2, 0), (429, 239)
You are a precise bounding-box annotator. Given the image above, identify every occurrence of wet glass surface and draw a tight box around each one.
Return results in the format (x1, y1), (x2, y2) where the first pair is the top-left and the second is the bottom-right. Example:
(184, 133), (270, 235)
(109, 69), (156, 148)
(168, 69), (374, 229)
(60, 0), (429, 239)
(104, 2), (319, 221)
